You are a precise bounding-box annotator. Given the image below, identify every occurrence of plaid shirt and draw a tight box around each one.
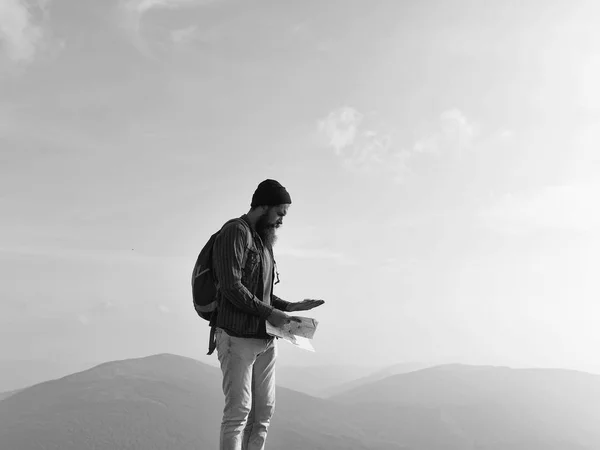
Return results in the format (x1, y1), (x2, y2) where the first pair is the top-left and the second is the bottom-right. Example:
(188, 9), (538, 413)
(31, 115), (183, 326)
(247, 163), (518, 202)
(211, 215), (290, 339)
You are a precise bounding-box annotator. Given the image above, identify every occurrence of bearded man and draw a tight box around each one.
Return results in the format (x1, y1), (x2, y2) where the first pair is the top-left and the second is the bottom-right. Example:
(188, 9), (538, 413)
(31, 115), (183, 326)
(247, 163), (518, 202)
(211, 179), (324, 450)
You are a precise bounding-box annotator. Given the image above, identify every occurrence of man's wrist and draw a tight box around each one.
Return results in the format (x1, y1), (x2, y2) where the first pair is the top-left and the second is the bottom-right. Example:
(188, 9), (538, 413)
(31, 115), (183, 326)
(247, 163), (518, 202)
(262, 305), (275, 319)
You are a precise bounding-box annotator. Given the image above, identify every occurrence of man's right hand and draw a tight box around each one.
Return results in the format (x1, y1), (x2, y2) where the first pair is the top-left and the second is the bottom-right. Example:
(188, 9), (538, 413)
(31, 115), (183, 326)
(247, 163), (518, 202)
(267, 309), (300, 328)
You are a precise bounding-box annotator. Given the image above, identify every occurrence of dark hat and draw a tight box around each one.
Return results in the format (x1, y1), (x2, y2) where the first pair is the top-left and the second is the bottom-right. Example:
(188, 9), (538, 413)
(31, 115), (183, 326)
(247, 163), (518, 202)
(251, 179), (292, 207)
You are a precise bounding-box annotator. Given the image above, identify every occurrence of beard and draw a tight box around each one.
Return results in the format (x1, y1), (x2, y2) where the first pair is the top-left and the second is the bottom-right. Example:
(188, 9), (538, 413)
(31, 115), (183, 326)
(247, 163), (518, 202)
(256, 212), (278, 250)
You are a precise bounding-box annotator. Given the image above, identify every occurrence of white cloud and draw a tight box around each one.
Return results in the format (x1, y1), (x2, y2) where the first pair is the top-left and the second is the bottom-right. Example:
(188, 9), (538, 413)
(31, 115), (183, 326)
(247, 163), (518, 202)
(440, 108), (475, 143)
(498, 129), (515, 140)
(170, 25), (199, 45)
(121, 0), (216, 54)
(318, 107), (481, 183)
(318, 106), (364, 155)
(414, 108), (476, 156)
(0, 0), (48, 64)
(158, 304), (171, 314)
(129, 0), (210, 14)
(318, 106), (399, 177)
(388, 149), (412, 184)
(479, 183), (600, 234)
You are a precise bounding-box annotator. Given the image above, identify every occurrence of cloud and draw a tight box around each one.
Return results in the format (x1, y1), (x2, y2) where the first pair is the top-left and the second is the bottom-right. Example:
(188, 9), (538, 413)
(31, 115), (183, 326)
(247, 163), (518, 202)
(318, 106), (400, 176)
(318, 106), (482, 183)
(440, 108), (475, 142)
(170, 25), (199, 45)
(498, 129), (515, 140)
(0, 0), (49, 64)
(120, 0), (216, 54)
(129, 0), (210, 14)
(479, 183), (600, 234)
(318, 106), (363, 154)
(414, 108), (476, 156)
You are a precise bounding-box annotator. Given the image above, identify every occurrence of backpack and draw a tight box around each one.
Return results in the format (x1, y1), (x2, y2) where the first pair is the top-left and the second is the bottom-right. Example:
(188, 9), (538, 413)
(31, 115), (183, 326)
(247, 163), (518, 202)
(191, 218), (250, 322)
(192, 218), (252, 355)
(191, 229), (221, 322)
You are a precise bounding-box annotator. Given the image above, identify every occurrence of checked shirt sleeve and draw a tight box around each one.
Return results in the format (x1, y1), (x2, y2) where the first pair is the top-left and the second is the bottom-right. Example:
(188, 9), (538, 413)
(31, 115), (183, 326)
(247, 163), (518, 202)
(272, 294), (291, 312)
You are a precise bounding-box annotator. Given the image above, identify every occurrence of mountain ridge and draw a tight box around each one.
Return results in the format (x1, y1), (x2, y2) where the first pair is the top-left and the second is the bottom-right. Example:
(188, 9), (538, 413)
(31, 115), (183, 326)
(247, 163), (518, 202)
(1, 353), (600, 449)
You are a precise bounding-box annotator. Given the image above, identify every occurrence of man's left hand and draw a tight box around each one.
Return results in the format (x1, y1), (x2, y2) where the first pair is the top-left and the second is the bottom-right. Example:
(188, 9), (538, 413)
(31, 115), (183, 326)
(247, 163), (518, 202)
(287, 299), (325, 312)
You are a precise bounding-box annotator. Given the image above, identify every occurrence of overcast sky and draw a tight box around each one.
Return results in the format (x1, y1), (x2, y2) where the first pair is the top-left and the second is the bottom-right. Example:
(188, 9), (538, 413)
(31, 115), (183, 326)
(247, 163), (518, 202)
(1, 0), (599, 373)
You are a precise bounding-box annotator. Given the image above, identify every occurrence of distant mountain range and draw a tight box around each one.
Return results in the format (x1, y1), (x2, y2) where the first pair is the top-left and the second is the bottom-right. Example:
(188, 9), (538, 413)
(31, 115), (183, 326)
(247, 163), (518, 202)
(323, 362), (433, 397)
(0, 359), (100, 393)
(275, 363), (378, 397)
(275, 362), (433, 398)
(1, 354), (599, 449)
(0, 389), (18, 402)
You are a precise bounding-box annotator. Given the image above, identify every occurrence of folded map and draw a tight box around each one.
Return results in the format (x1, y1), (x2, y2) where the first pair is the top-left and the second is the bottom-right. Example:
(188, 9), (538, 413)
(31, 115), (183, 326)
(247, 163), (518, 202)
(266, 316), (319, 352)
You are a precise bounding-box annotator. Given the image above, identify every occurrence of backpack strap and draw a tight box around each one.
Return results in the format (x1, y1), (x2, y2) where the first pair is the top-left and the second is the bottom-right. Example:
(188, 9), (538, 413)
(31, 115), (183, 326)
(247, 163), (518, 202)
(232, 217), (254, 248)
(207, 326), (218, 356)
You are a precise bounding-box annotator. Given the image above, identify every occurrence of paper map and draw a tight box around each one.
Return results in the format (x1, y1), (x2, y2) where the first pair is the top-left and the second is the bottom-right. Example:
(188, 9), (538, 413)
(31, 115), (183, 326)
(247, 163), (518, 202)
(266, 317), (319, 352)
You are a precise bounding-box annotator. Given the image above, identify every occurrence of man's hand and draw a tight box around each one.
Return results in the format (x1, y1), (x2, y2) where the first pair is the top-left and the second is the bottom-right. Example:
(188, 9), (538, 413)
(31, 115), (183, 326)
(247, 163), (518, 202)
(287, 299), (325, 312)
(267, 309), (301, 328)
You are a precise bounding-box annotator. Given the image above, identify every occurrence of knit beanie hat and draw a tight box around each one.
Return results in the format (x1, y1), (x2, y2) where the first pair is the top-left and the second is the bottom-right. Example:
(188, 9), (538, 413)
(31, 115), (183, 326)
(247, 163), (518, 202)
(251, 179), (292, 207)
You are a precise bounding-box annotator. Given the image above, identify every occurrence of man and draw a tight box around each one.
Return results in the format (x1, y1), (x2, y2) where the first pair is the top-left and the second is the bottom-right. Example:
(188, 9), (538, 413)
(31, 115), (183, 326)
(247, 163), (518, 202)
(211, 179), (324, 450)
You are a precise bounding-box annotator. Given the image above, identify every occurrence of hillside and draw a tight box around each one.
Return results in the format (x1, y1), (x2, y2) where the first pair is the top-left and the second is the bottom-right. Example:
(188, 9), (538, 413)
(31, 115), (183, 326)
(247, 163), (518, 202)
(0, 354), (400, 450)
(0, 390), (19, 402)
(276, 362), (433, 398)
(0, 359), (99, 393)
(332, 364), (600, 449)
(276, 363), (376, 397)
(1, 355), (600, 449)
(323, 362), (432, 397)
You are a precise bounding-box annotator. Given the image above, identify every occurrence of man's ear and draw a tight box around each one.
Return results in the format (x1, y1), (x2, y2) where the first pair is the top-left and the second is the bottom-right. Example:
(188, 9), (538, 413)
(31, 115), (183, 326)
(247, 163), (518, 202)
(252, 205), (268, 216)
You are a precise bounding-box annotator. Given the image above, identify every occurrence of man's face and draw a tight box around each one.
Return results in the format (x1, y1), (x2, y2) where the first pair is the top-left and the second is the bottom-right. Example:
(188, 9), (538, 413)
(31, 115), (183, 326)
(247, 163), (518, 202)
(265, 204), (289, 228)
(256, 204), (289, 248)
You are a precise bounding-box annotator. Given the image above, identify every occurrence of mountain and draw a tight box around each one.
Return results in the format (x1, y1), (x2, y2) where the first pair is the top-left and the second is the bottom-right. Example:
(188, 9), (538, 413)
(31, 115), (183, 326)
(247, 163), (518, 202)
(0, 359), (99, 393)
(0, 389), (19, 402)
(0, 354), (400, 450)
(1, 355), (599, 449)
(276, 362), (433, 398)
(331, 364), (600, 450)
(275, 363), (376, 397)
(323, 362), (432, 397)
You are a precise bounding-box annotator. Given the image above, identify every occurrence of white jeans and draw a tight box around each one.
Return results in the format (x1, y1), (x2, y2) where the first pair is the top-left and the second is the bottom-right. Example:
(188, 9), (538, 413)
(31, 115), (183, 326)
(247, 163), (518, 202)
(215, 328), (277, 450)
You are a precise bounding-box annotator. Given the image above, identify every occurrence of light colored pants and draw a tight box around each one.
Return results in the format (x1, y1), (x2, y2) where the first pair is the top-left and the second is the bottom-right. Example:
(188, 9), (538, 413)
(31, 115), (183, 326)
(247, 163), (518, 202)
(215, 328), (277, 450)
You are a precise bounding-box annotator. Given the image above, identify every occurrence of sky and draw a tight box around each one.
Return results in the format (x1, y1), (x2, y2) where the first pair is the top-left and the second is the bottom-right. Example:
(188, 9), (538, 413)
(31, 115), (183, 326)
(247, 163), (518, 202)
(1, 0), (600, 374)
